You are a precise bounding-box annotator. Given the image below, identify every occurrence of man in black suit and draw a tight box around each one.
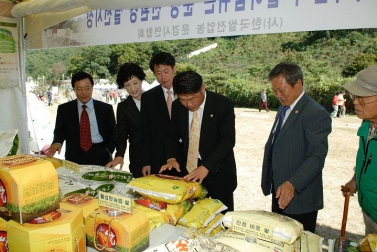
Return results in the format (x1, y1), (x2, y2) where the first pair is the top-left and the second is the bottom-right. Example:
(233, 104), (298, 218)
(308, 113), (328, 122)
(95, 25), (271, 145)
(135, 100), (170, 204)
(160, 71), (237, 211)
(46, 72), (116, 166)
(106, 63), (145, 178)
(261, 62), (332, 232)
(140, 52), (177, 176)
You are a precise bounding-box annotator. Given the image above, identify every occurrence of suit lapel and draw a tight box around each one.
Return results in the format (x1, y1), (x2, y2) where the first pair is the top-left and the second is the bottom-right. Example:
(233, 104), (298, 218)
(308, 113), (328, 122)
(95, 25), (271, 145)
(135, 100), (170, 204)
(70, 100), (80, 138)
(93, 100), (103, 135)
(156, 86), (170, 120)
(200, 91), (213, 145)
(275, 93), (309, 144)
(126, 95), (140, 117)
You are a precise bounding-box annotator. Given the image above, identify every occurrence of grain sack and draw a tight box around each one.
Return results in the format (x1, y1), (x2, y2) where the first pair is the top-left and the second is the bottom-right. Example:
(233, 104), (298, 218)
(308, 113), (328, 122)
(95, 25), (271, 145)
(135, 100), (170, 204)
(222, 210), (303, 244)
(178, 198), (227, 228)
(127, 174), (207, 204)
(197, 213), (224, 236)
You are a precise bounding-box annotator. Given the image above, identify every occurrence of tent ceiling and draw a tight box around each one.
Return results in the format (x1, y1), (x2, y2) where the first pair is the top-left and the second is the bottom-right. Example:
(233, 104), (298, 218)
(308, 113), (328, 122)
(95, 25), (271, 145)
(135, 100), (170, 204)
(9, 0), (206, 38)
(12, 0), (206, 17)
(0, 1), (14, 17)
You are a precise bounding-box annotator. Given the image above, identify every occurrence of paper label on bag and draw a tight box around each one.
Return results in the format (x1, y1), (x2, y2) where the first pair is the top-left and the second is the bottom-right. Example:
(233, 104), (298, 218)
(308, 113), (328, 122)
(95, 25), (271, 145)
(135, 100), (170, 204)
(232, 217), (273, 241)
(62, 159), (79, 173)
(98, 191), (132, 213)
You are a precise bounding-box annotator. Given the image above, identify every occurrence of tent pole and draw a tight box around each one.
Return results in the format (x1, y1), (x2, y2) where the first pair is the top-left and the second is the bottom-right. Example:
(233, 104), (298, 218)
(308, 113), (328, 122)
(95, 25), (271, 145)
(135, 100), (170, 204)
(18, 16), (30, 154)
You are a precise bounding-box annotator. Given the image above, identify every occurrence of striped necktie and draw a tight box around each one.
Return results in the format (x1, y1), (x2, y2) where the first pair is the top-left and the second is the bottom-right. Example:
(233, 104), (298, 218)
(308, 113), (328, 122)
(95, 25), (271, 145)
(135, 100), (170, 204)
(273, 106), (290, 142)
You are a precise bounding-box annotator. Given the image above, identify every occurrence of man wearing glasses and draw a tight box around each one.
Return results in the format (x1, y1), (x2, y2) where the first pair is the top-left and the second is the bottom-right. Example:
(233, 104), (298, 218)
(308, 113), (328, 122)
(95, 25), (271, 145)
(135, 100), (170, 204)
(343, 65), (377, 236)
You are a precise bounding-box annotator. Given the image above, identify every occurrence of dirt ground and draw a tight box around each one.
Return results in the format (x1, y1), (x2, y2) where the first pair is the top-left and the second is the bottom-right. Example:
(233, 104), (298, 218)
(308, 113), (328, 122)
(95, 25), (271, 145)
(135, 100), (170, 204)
(47, 102), (364, 250)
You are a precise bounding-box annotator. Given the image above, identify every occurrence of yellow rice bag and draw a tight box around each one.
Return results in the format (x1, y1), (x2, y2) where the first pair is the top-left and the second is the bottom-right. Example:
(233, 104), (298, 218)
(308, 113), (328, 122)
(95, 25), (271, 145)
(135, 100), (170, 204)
(368, 233), (377, 252)
(127, 174), (207, 204)
(222, 210), (303, 245)
(178, 198), (227, 229)
(198, 213), (224, 236)
(165, 200), (194, 225)
(133, 202), (171, 230)
(301, 230), (323, 252)
(208, 224), (225, 237)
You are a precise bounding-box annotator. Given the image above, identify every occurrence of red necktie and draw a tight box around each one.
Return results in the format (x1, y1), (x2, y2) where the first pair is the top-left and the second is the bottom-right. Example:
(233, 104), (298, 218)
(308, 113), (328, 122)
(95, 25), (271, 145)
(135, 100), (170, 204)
(80, 104), (92, 151)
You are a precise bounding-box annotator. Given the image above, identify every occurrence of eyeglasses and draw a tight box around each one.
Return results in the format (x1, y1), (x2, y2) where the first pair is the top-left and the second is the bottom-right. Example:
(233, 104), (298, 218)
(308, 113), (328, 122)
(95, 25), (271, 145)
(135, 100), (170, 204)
(350, 94), (377, 107)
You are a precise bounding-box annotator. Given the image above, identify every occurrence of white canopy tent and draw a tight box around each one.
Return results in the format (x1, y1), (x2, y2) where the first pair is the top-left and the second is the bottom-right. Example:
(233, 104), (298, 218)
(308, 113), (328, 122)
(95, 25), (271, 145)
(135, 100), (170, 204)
(0, 0), (207, 154)
(11, 0), (207, 38)
(0, 0), (376, 154)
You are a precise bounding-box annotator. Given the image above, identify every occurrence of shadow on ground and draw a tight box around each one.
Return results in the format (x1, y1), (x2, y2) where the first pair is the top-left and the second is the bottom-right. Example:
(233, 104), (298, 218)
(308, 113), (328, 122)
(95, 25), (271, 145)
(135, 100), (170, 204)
(317, 224), (364, 251)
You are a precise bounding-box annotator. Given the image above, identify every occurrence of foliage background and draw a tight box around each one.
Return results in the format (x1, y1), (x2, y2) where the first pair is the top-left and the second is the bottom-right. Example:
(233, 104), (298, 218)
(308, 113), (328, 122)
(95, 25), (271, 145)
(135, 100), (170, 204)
(26, 29), (377, 112)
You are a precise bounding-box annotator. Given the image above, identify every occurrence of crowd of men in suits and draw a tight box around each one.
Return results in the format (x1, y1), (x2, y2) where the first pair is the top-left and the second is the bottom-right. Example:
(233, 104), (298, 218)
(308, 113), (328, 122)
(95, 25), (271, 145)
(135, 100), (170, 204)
(44, 51), (377, 235)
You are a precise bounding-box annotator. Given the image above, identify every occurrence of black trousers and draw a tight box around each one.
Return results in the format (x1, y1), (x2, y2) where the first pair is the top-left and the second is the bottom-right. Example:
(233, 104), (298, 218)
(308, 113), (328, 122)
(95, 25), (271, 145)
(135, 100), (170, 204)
(69, 143), (112, 166)
(272, 193), (318, 233)
(197, 159), (234, 213)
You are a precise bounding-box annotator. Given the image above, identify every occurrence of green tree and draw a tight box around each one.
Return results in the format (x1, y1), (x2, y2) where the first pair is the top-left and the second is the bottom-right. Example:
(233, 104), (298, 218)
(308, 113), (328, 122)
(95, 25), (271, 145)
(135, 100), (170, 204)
(342, 53), (377, 77)
(68, 46), (111, 79)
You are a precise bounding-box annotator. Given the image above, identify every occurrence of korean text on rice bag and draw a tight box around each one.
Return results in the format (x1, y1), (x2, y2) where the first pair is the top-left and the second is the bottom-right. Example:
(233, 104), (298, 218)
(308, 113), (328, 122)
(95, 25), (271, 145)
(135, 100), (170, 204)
(222, 210), (303, 244)
(127, 174), (207, 204)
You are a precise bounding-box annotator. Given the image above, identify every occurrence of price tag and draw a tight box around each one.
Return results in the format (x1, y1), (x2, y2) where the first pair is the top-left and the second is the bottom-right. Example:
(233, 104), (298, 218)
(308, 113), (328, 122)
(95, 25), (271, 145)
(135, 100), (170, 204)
(62, 159), (79, 173)
(98, 191), (132, 214)
(232, 216), (273, 241)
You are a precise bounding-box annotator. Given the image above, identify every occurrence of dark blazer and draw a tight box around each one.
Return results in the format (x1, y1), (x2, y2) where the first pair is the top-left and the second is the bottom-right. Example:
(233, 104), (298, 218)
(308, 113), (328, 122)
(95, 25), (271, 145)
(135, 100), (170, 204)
(261, 93), (332, 214)
(52, 99), (116, 165)
(140, 85), (172, 174)
(165, 90), (237, 208)
(115, 95), (142, 178)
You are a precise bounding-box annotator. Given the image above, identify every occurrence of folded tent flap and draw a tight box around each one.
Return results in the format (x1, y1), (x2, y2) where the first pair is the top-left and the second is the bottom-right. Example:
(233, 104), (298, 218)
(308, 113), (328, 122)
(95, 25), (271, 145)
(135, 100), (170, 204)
(0, 129), (19, 158)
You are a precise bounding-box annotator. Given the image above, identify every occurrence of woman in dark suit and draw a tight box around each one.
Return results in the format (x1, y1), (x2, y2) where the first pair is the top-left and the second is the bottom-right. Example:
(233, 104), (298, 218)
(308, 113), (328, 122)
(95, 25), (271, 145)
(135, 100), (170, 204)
(106, 63), (145, 178)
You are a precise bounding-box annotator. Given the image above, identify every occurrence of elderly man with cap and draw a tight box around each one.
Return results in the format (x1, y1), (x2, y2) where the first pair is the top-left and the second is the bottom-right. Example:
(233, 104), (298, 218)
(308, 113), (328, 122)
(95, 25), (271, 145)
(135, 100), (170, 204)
(343, 65), (377, 236)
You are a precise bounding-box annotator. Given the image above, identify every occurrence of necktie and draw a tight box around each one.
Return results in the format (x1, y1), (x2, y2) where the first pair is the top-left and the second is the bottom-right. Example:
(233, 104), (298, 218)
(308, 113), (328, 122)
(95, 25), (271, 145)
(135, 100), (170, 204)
(80, 104), (92, 151)
(186, 110), (200, 173)
(273, 106), (290, 142)
(166, 90), (172, 118)
(268, 106), (289, 179)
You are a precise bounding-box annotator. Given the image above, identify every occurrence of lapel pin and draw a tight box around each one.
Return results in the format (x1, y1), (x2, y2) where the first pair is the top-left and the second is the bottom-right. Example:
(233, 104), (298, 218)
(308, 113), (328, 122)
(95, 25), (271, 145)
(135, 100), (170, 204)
(295, 110), (299, 114)
(210, 114), (213, 117)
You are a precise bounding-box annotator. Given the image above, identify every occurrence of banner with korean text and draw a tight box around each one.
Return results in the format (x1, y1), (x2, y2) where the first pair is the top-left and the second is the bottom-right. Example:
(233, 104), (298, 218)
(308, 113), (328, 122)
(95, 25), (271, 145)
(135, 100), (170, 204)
(27, 0), (377, 49)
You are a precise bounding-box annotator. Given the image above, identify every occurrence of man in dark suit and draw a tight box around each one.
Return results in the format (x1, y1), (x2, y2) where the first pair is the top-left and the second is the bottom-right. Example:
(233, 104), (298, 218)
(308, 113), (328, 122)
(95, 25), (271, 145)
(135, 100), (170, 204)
(106, 63), (144, 178)
(261, 62), (332, 232)
(140, 52), (176, 176)
(46, 72), (116, 166)
(161, 71), (237, 211)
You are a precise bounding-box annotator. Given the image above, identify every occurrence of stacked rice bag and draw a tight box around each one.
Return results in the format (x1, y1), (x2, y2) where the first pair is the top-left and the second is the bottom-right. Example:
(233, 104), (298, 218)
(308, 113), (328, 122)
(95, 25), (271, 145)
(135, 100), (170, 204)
(178, 198), (226, 237)
(128, 174), (225, 233)
(127, 174), (207, 204)
(218, 210), (323, 252)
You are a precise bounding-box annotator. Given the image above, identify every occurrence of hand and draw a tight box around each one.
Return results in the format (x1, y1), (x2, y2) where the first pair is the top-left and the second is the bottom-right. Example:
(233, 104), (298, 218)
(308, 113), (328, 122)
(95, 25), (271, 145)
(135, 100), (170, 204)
(275, 181), (295, 209)
(183, 165), (209, 184)
(45, 143), (61, 157)
(142, 166), (151, 176)
(106, 156), (124, 169)
(160, 158), (181, 173)
(342, 179), (356, 197)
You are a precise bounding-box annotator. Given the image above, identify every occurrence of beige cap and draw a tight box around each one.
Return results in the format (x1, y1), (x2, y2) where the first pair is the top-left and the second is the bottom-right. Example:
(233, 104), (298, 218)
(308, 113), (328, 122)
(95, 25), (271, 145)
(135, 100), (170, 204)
(343, 65), (377, 96)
